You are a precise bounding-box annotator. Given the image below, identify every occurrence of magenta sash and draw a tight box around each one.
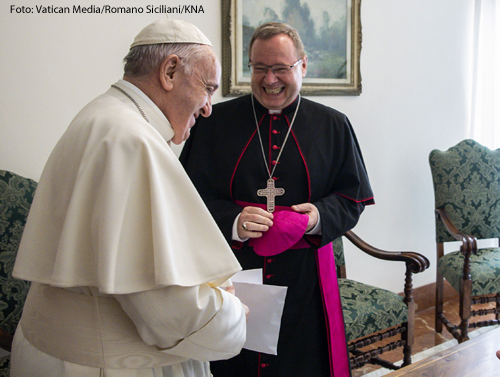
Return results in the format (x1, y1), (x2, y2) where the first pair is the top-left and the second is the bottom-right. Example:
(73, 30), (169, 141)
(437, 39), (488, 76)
(235, 201), (351, 377)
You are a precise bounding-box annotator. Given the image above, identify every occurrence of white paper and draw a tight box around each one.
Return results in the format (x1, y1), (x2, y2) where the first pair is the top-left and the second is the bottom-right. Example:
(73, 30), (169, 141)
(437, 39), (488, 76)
(231, 268), (263, 284)
(232, 269), (287, 355)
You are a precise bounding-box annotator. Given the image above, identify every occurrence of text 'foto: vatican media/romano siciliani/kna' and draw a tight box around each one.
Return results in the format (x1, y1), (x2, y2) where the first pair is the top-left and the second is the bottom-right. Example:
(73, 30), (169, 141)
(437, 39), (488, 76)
(10, 4), (206, 14)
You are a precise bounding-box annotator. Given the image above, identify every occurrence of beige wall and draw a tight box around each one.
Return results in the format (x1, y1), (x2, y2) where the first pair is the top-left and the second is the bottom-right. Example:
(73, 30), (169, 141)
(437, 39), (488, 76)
(0, 0), (475, 292)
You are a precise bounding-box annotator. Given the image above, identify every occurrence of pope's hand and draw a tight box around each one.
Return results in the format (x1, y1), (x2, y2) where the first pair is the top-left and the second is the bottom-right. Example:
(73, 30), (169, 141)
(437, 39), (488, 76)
(225, 285), (250, 321)
(225, 285), (236, 295)
(237, 206), (273, 239)
(242, 303), (250, 321)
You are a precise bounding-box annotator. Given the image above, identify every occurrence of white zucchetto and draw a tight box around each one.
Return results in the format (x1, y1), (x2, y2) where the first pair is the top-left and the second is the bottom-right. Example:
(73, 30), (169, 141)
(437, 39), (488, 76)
(130, 18), (212, 48)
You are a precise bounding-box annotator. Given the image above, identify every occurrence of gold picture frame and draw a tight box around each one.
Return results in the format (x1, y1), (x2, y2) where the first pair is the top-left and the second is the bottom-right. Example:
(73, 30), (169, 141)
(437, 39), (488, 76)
(221, 0), (362, 96)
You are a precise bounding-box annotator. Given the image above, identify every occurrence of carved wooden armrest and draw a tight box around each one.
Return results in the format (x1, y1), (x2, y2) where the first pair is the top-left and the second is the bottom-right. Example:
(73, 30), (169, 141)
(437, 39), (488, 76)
(343, 230), (429, 274)
(435, 208), (477, 257)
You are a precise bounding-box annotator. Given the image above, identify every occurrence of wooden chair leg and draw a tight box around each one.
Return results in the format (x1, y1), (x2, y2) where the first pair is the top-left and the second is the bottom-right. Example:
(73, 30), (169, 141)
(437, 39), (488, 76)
(459, 278), (472, 343)
(435, 271), (444, 333)
(402, 267), (415, 367)
(402, 339), (412, 367)
(435, 244), (444, 333)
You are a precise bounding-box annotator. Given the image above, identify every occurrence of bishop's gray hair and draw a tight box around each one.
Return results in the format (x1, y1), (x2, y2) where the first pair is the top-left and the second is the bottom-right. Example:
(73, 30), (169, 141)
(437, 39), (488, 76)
(123, 43), (209, 78)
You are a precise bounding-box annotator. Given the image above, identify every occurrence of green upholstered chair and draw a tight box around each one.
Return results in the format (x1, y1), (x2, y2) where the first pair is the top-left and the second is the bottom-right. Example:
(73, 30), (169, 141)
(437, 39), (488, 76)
(333, 231), (429, 371)
(0, 170), (37, 373)
(0, 357), (10, 377)
(429, 139), (500, 343)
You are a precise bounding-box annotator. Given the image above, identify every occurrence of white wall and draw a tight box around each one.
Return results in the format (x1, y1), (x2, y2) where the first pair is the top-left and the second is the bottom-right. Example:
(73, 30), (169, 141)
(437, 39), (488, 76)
(336, 1), (474, 291)
(0, 0), (475, 292)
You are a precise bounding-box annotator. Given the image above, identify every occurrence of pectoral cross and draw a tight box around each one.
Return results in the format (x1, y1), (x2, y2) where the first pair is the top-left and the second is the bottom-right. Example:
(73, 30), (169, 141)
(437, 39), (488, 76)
(257, 178), (285, 213)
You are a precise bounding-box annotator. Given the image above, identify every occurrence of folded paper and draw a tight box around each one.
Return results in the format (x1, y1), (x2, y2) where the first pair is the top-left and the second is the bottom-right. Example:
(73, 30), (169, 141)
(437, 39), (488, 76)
(232, 269), (287, 355)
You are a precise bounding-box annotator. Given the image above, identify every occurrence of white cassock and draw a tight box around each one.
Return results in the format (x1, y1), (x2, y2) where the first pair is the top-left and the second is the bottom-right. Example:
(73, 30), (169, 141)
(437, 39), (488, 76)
(11, 80), (246, 377)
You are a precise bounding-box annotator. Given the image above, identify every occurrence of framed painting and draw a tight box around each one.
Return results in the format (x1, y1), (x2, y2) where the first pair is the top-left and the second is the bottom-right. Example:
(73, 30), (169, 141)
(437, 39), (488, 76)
(221, 0), (362, 96)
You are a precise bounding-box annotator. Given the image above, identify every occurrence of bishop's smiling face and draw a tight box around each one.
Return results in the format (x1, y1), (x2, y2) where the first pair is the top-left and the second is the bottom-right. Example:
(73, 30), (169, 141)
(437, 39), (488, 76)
(250, 34), (307, 110)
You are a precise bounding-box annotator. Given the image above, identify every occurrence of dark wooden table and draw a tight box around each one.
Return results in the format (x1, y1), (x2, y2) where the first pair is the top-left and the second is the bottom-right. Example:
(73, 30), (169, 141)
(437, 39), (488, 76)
(385, 327), (500, 376)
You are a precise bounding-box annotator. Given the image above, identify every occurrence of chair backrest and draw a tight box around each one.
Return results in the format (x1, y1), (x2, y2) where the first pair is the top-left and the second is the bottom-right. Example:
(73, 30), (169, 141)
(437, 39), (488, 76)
(429, 139), (500, 243)
(0, 170), (37, 335)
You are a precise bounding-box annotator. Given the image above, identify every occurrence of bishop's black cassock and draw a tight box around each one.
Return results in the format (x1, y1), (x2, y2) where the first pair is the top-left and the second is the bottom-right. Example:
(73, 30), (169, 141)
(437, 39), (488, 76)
(180, 94), (374, 377)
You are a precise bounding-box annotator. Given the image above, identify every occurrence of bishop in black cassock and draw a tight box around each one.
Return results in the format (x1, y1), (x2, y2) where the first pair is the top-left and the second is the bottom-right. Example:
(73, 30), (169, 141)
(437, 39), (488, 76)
(180, 93), (374, 377)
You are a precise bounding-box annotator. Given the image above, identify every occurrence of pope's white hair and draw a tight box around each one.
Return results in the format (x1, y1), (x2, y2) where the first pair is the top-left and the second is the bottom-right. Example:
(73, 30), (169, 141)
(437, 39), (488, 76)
(123, 43), (210, 78)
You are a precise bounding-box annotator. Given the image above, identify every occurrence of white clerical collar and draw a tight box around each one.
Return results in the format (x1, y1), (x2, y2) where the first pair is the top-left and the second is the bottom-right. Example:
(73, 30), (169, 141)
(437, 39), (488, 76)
(115, 80), (175, 143)
(118, 79), (166, 122)
(269, 109), (282, 114)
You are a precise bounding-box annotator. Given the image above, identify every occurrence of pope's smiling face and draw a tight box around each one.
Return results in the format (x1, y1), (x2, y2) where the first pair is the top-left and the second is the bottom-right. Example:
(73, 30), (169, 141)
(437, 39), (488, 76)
(249, 34), (307, 110)
(165, 47), (220, 145)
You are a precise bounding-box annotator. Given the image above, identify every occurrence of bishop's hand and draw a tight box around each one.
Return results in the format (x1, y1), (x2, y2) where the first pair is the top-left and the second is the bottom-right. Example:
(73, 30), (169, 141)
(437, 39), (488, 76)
(291, 203), (319, 232)
(237, 206), (274, 239)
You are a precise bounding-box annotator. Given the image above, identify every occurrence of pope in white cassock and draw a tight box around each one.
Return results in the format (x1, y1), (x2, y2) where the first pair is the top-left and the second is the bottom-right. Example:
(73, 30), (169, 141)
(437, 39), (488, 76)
(10, 19), (247, 377)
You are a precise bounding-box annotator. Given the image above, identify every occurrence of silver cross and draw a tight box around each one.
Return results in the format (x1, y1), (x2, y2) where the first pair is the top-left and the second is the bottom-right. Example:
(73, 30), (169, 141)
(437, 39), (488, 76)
(257, 178), (285, 212)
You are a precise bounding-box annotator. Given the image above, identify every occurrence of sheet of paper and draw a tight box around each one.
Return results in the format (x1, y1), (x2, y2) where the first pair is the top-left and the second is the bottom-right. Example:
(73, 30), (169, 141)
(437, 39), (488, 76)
(231, 268), (263, 284)
(232, 269), (287, 355)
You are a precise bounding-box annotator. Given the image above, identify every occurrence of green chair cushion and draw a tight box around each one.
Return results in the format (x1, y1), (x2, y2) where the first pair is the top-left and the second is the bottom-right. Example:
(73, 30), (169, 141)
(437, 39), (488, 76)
(339, 278), (408, 342)
(0, 170), (36, 335)
(437, 247), (500, 296)
(0, 355), (9, 376)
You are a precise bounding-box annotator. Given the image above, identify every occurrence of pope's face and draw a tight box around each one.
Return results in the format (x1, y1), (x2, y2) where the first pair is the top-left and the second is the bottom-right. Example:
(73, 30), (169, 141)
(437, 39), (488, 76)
(168, 49), (221, 144)
(250, 34), (307, 110)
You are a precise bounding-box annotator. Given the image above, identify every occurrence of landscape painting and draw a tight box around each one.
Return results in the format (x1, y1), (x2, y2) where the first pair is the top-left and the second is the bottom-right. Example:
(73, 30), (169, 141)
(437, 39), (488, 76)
(221, 0), (362, 96)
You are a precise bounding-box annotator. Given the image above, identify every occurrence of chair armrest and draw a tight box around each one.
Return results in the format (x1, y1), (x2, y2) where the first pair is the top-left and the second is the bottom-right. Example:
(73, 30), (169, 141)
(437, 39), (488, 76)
(343, 230), (429, 274)
(435, 208), (477, 256)
(0, 328), (13, 353)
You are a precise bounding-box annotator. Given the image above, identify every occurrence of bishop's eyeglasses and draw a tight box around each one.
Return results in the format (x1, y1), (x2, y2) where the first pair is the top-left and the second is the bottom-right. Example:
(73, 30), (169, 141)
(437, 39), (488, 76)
(248, 58), (303, 76)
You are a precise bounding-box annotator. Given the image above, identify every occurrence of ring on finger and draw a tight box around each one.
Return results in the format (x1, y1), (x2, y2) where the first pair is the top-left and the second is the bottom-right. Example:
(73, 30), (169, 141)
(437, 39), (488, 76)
(242, 221), (249, 231)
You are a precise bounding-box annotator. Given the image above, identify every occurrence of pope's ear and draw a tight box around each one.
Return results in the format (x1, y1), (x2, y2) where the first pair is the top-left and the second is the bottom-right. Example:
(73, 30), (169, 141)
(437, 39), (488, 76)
(159, 54), (180, 91)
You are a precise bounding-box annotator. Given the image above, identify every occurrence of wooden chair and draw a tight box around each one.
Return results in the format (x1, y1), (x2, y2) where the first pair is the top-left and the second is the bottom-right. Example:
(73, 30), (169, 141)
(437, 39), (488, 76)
(333, 231), (429, 371)
(0, 170), (37, 374)
(429, 139), (500, 343)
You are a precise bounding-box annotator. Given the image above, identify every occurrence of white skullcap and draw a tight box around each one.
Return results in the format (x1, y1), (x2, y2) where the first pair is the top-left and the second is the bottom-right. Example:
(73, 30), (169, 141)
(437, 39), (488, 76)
(130, 19), (212, 49)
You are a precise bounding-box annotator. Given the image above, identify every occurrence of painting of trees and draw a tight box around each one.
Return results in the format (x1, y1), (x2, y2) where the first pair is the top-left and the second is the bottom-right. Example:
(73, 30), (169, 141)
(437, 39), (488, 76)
(242, 0), (348, 79)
